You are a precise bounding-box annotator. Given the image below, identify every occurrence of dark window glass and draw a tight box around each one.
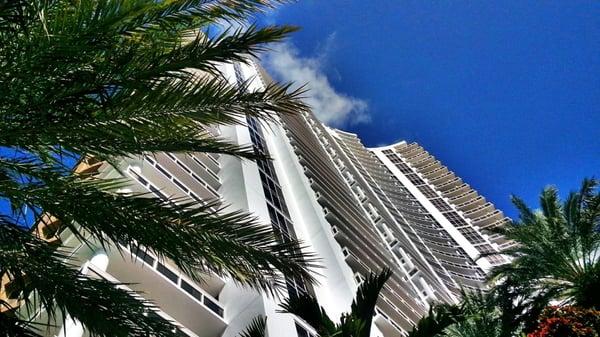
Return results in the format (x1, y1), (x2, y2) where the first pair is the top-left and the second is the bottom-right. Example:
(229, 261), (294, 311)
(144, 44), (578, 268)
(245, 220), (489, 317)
(149, 186), (168, 201)
(181, 280), (203, 302)
(203, 296), (224, 317)
(133, 246), (155, 266)
(132, 172), (148, 186)
(155, 164), (172, 179)
(157, 263), (178, 283)
(172, 179), (189, 193)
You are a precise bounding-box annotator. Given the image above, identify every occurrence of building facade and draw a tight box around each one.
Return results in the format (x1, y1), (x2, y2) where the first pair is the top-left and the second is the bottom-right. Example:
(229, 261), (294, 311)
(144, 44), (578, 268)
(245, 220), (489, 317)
(30, 60), (509, 337)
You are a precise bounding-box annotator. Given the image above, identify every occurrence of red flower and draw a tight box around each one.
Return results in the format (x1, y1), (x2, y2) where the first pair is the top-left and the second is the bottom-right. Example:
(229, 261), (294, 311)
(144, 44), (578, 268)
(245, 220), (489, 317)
(527, 306), (599, 337)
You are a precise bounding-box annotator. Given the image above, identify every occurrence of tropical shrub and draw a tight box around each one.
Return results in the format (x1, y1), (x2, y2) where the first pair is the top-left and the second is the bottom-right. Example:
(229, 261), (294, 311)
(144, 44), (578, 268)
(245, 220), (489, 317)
(528, 306), (600, 337)
(492, 179), (600, 309)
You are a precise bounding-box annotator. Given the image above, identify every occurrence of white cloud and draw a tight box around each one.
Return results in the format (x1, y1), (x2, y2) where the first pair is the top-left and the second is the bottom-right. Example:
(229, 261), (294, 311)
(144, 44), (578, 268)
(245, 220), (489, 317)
(263, 38), (370, 127)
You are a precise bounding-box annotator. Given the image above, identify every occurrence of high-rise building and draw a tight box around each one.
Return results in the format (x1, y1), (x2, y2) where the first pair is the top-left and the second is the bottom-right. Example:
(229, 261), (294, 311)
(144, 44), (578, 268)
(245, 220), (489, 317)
(26, 60), (509, 337)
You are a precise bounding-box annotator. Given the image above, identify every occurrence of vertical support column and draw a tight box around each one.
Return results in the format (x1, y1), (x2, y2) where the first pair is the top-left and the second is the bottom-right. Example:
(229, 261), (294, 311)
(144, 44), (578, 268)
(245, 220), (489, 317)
(57, 250), (108, 337)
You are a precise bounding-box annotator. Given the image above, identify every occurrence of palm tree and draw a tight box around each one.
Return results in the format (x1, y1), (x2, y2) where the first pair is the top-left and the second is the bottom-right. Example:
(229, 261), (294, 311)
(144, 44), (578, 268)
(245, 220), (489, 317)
(491, 276), (557, 336)
(408, 179), (600, 337)
(407, 291), (504, 337)
(491, 178), (600, 309)
(279, 268), (392, 337)
(0, 0), (316, 336)
(238, 316), (267, 337)
(407, 303), (463, 337)
(441, 291), (502, 337)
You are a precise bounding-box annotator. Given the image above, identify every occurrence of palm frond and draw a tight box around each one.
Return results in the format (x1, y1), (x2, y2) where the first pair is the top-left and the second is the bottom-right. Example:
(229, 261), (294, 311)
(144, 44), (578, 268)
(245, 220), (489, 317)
(494, 178), (600, 310)
(407, 303), (463, 337)
(279, 293), (336, 336)
(348, 268), (392, 337)
(0, 312), (44, 337)
(279, 269), (391, 337)
(509, 195), (536, 226)
(1, 159), (318, 294)
(0, 219), (181, 337)
(436, 291), (501, 337)
(238, 316), (267, 337)
(1, 0), (316, 335)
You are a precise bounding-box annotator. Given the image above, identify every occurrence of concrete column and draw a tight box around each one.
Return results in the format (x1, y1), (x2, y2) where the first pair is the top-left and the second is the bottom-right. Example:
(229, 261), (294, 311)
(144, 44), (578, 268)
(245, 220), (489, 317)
(57, 250), (108, 337)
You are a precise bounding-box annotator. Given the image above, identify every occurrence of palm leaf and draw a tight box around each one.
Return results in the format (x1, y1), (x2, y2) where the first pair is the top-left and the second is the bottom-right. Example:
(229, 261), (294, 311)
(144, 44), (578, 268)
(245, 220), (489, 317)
(347, 268), (392, 337)
(407, 303), (463, 337)
(493, 178), (600, 310)
(279, 269), (392, 337)
(0, 0), (315, 335)
(0, 219), (181, 337)
(238, 316), (267, 337)
(279, 293), (337, 336)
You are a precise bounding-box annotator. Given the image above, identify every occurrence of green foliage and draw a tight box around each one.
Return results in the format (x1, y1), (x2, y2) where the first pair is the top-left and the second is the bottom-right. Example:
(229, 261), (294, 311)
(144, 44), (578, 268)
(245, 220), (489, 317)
(280, 268), (392, 337)
(0, 0), (315, 336)
(280, 290), (337, 336)
(491, 277), (559, 336)
(442, 291), (503, 337)
(238, 316), (267, 337)
(408, 290), (504, 337)
(408, 178), (600, 337)
(527, 306), (600, 337)
(407, 303), (463, 337)
(492, 179), (600, 309)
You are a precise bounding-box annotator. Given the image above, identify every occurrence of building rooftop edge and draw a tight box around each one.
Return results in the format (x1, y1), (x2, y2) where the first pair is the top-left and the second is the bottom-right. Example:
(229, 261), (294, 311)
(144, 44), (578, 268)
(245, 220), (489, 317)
(367, 141), (409, 152)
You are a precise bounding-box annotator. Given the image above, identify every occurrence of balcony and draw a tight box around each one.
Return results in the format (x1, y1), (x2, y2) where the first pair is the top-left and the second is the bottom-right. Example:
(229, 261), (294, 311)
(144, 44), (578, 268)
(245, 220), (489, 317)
(419, 160), (442, 173)
(429, 171), (456, 185)
(341, 247), (368, 272)
(436, 177), (463, 191)
(472, 210), (504, 228)
(332, 228), (351, 248)
(464, 203), (494, 218)
(413, 154), (435, 168)
(452, 192), (481, 207)
(103, 248), (227, 337)
(87, 265), (202, 337)
(443, 183), (471, 197)
(423, 166), (448, 180)
(373, 308), (406, 337)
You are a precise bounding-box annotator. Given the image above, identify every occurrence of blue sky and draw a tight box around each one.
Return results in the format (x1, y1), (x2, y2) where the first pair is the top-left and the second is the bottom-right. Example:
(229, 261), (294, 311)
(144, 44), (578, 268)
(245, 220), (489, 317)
(259, 1), (600, 218)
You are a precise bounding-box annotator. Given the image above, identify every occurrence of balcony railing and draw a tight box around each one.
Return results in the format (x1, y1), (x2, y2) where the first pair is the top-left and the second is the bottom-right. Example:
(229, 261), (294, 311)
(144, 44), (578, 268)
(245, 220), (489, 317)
(125, 244), (225, 318)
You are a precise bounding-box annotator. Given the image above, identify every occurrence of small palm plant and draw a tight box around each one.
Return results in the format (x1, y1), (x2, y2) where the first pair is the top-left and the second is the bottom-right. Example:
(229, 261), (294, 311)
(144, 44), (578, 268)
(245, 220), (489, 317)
(407, 290), (505, 337)
(442, 291), (502, 337)
(0, 0), (316, 336)
(279, 268), (392, 337)
(491, 178), (600, 309)
(407, 303), (463, 337)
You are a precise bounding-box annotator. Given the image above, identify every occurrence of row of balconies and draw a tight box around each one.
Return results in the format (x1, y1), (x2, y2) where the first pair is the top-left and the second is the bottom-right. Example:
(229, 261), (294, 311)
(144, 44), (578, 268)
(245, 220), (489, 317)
(471, 209), (503, 227)
(124, 244), (225, 316)
(165, 153), (221, 194)
(422, 165), (449, 180)
(443, 182), (471, 198)
(464, 202), (495, 218)
(452, 191), (482, 207)
(144, 156), (219, 202)
(85, 264), (199, 337)
(428, 170), (456, 185)
(57, 237), (229, 337)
